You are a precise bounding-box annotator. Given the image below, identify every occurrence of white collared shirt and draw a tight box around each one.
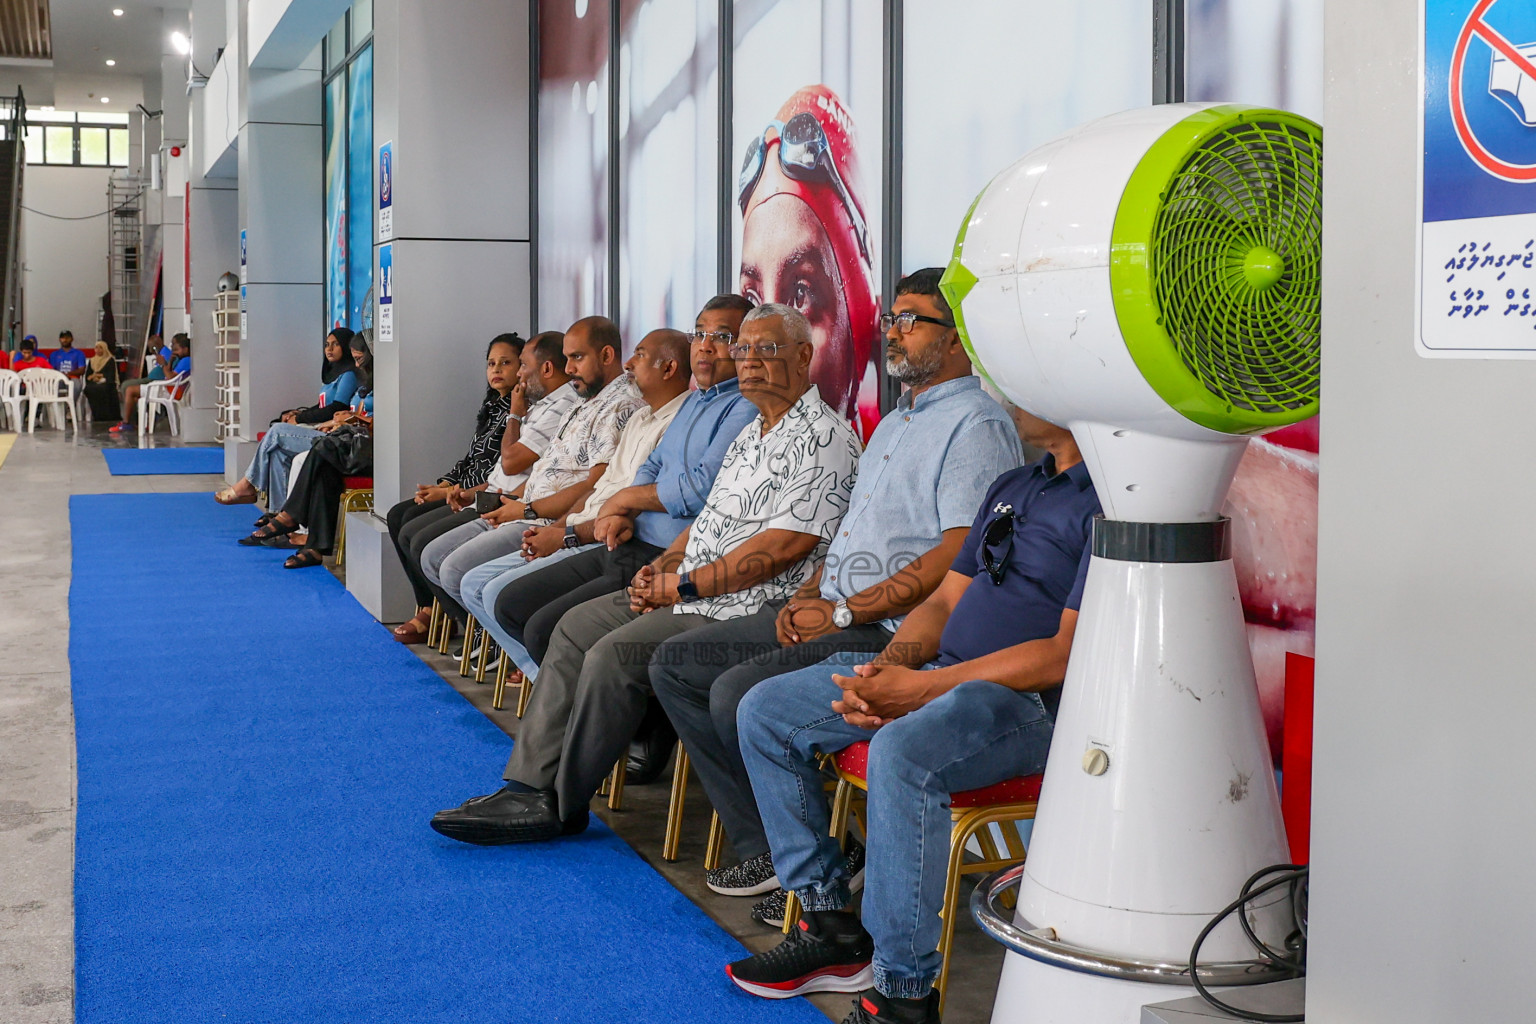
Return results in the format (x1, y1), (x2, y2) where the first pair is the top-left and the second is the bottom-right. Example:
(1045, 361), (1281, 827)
(568, 390), (688, 526)
(485, 380), (582, 494)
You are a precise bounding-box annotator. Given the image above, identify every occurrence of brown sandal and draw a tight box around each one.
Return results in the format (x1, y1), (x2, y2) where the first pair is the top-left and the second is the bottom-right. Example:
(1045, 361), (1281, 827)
(392, 618), (431, 644)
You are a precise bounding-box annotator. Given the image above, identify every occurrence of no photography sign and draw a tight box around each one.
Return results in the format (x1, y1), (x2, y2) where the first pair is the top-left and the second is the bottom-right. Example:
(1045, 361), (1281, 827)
(1419, 0), (1536, 357)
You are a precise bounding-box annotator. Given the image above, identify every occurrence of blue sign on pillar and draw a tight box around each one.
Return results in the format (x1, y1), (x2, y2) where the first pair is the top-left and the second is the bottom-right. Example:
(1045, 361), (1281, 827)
(378, 141), (393, 241)
(378, 242), (393, 343)
(1420, 0), (1536, 357)
(239, 229), (247, 285)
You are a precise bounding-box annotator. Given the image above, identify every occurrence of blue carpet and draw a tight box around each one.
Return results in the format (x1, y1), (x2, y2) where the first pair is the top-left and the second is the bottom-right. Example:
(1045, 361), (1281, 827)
(102, 447), (224, 475)
(70, 493), (826, 1024)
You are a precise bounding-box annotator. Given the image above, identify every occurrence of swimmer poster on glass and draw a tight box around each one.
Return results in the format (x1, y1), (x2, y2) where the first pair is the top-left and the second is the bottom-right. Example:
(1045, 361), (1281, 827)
(732, 0), (883, 436)
(1419, 0), (1536, 357)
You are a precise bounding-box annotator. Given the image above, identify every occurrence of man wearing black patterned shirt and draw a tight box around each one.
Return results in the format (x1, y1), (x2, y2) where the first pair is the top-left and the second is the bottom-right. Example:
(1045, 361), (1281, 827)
(431, 303), (861, 844)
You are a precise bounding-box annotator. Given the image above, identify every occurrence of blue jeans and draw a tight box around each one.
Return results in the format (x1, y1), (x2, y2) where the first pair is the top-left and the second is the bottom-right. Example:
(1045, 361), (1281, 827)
(737, 651), (1055, 999)
(244, 423), (322, 510)
(458, 544), (596, 681)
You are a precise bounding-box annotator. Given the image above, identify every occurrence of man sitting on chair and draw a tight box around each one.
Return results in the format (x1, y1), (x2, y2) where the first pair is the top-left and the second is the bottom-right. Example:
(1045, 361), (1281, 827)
(723, 405), (1099, 1024)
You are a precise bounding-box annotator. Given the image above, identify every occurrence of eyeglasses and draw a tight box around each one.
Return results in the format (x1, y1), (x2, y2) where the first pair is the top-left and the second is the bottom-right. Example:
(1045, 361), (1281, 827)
(738, 112), (871, 262)
(981, 505), (1020, 586)
(728, 339), (801, 360)
(880, 311), (955, 335)
(689, 330), (736, 346)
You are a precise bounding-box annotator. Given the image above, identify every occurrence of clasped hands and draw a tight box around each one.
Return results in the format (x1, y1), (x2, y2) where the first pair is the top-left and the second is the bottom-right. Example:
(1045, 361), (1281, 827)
(626, 564), (681, 613)
(830, 662), (933, 730)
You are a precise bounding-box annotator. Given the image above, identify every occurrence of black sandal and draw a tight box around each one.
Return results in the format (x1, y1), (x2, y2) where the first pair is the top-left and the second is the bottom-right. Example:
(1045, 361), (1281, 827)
(253, 511), (277, 529)
(283, 549), (325, 569)
(238, 517), (297, 546)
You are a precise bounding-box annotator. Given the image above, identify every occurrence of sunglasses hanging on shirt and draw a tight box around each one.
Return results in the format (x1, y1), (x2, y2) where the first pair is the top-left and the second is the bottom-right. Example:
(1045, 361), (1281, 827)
(981, 502), (1021, 585)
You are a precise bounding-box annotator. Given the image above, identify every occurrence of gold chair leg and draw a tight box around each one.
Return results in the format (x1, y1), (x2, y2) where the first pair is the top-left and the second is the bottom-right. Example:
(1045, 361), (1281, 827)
(607, 757), (626, 811)
(662, 743), (689, 862)
(436, 612), (456, 655)
(514, 669), (533, 718)
(334, 499), (348, 565)
(491, 652), (511, 709)
(426, 598), (443, 648)
(458, 616), (479, 677)
(704, 811), (725, 871)
(781, 890), (802, 935)
(475, 633), (496, 682)
(828, 778), (855, 848)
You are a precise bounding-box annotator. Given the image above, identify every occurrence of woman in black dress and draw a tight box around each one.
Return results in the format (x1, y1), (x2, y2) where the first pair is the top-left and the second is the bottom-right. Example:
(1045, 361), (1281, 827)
(82, 342), (120, 422)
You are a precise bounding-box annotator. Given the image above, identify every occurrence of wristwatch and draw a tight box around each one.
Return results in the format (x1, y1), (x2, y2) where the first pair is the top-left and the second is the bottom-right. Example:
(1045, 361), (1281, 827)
(832, 599), (854, 629)
(676, 571), (700, 601)
(562, 525), (581, 549)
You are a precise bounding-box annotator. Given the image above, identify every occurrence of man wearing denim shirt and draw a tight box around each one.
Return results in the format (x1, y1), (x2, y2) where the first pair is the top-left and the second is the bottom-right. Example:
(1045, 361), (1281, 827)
(485, 294), (759, 674)
(648, 269), (1021, 922)
(725, 404), (1099, 1024)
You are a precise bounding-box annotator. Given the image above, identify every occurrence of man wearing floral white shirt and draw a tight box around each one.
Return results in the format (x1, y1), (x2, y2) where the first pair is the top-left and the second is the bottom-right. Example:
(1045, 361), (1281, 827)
(431, 303), (861, 844)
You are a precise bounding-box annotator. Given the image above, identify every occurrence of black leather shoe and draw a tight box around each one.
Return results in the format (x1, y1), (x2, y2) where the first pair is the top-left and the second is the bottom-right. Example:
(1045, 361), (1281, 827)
(429, 786), (563, 845)
(625, 705), (678, 785)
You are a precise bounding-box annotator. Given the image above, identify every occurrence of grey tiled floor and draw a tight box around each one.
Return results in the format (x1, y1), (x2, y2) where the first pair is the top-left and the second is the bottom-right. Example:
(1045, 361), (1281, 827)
(0, 425), (1009, 1024)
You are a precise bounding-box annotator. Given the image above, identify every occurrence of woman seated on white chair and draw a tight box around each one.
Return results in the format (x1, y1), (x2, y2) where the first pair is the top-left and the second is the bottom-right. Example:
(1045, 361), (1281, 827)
(115, 333), (190, 433)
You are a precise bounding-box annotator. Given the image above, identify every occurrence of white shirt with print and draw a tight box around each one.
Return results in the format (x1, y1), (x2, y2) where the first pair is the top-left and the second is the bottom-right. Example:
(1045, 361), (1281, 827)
(674, 386), (861, 621)
(484, 380), (582, 495)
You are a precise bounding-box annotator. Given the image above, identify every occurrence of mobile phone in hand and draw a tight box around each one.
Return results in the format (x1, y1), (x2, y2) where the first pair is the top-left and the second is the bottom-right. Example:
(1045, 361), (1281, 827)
(475, 492), (503, 515)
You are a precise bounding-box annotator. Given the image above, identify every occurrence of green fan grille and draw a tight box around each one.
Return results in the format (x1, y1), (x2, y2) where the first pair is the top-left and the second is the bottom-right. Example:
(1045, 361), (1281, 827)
(1112, 106), (1322, 433)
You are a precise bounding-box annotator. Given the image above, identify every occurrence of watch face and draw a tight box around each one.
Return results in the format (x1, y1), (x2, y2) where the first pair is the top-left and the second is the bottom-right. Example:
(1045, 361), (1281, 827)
(834, 606), (853, 628)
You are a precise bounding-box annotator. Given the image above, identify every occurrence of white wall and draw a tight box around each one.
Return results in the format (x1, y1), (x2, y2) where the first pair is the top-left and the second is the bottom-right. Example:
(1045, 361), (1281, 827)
(20, 166), (114, 345)
(1307, 1), (1536, 1021)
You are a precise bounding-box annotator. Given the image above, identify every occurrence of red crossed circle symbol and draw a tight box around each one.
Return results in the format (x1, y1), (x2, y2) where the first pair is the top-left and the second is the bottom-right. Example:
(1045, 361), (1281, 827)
(1451, 0), (1536, 181)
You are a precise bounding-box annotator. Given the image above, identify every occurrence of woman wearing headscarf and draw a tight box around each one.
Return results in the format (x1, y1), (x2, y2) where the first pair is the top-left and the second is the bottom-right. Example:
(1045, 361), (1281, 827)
(737, 85), (880, 436)
(81, 341), (121, 422)
(214, 328), (360, 509)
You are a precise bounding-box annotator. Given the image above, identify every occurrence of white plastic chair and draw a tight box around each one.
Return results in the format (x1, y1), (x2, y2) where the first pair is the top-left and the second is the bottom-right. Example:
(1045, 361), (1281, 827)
(18, 367), (76, 433)
(0, 368), (22, 430)
(140, 373), (190, 437)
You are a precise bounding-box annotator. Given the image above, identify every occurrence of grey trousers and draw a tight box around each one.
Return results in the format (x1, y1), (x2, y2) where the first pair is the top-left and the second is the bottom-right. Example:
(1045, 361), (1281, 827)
(503, 590), (712, 820)
(649, 604), (893, 862)
(419, 516), (539, 605)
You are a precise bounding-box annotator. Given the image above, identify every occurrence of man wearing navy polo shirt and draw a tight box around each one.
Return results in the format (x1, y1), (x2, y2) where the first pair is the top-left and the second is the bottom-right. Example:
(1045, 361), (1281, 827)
(726, 405), (1100, 1024)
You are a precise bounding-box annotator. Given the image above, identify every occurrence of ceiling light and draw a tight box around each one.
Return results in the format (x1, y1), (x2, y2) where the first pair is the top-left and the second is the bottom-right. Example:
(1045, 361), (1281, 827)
(170, 30), (190, 55)
(104, 59), (116, 66)
(112, 8), (123, 16)
(101, 97), (110, 103)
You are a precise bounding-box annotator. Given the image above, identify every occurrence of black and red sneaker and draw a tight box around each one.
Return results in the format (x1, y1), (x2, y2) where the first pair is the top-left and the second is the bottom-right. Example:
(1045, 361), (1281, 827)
(840, 987), (942, 1024)
(725, 912), (874, 999)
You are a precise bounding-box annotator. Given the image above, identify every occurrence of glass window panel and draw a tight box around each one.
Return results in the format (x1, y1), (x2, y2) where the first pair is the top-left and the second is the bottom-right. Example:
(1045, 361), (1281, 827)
(1185, 0), (1324, 122)
(327, 13), (348, 66)
(538, 0), (611, 332)
(902, 0), (1152, 272)
(731, 0), (883, 428)
(617, 0), (718, 350)
(29, 109), (74, 122)
(44, 125), (73, 164)
(23, 125), (41, 163)
(109, 128), (129, 166)
(324, 74), (348, 330)
(346, 44), (374, 330)
(352, 0), (373, 41)
(78, 126), (108, 165)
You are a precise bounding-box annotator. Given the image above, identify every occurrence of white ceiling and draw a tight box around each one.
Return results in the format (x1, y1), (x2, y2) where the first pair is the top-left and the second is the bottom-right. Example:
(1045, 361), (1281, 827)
(0, 0), (192, 112)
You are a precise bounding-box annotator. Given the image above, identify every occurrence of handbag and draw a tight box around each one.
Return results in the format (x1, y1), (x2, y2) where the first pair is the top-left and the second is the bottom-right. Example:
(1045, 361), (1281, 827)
(310, 422), (374, 476)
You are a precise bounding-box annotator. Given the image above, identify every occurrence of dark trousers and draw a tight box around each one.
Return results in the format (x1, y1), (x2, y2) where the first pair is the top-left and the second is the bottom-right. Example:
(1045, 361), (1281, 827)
(492, 539), (661, 664)
(386, 498), (477, 609)
(650, 604), (893, 863)
(282, 457), (350, 554)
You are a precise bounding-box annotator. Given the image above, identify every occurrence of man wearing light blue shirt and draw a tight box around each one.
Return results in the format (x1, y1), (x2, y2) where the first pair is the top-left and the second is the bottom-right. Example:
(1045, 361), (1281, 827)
(649, 269), (1022, 912)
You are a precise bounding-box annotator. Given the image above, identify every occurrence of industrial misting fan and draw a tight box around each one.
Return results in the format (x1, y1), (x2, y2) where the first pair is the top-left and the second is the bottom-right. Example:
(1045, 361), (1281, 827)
(940, 103), (1321, 1024)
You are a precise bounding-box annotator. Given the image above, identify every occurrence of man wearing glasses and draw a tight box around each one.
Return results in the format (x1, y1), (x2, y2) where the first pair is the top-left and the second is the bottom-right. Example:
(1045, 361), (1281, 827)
(430, 303), (861, 846)
(649, 269), (1021, 925)
(724, 405), (1098, 1024)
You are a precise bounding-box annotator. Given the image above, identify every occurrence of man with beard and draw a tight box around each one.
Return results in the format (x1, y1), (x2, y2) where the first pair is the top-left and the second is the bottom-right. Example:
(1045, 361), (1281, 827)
(648, 269), (1021, 916)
